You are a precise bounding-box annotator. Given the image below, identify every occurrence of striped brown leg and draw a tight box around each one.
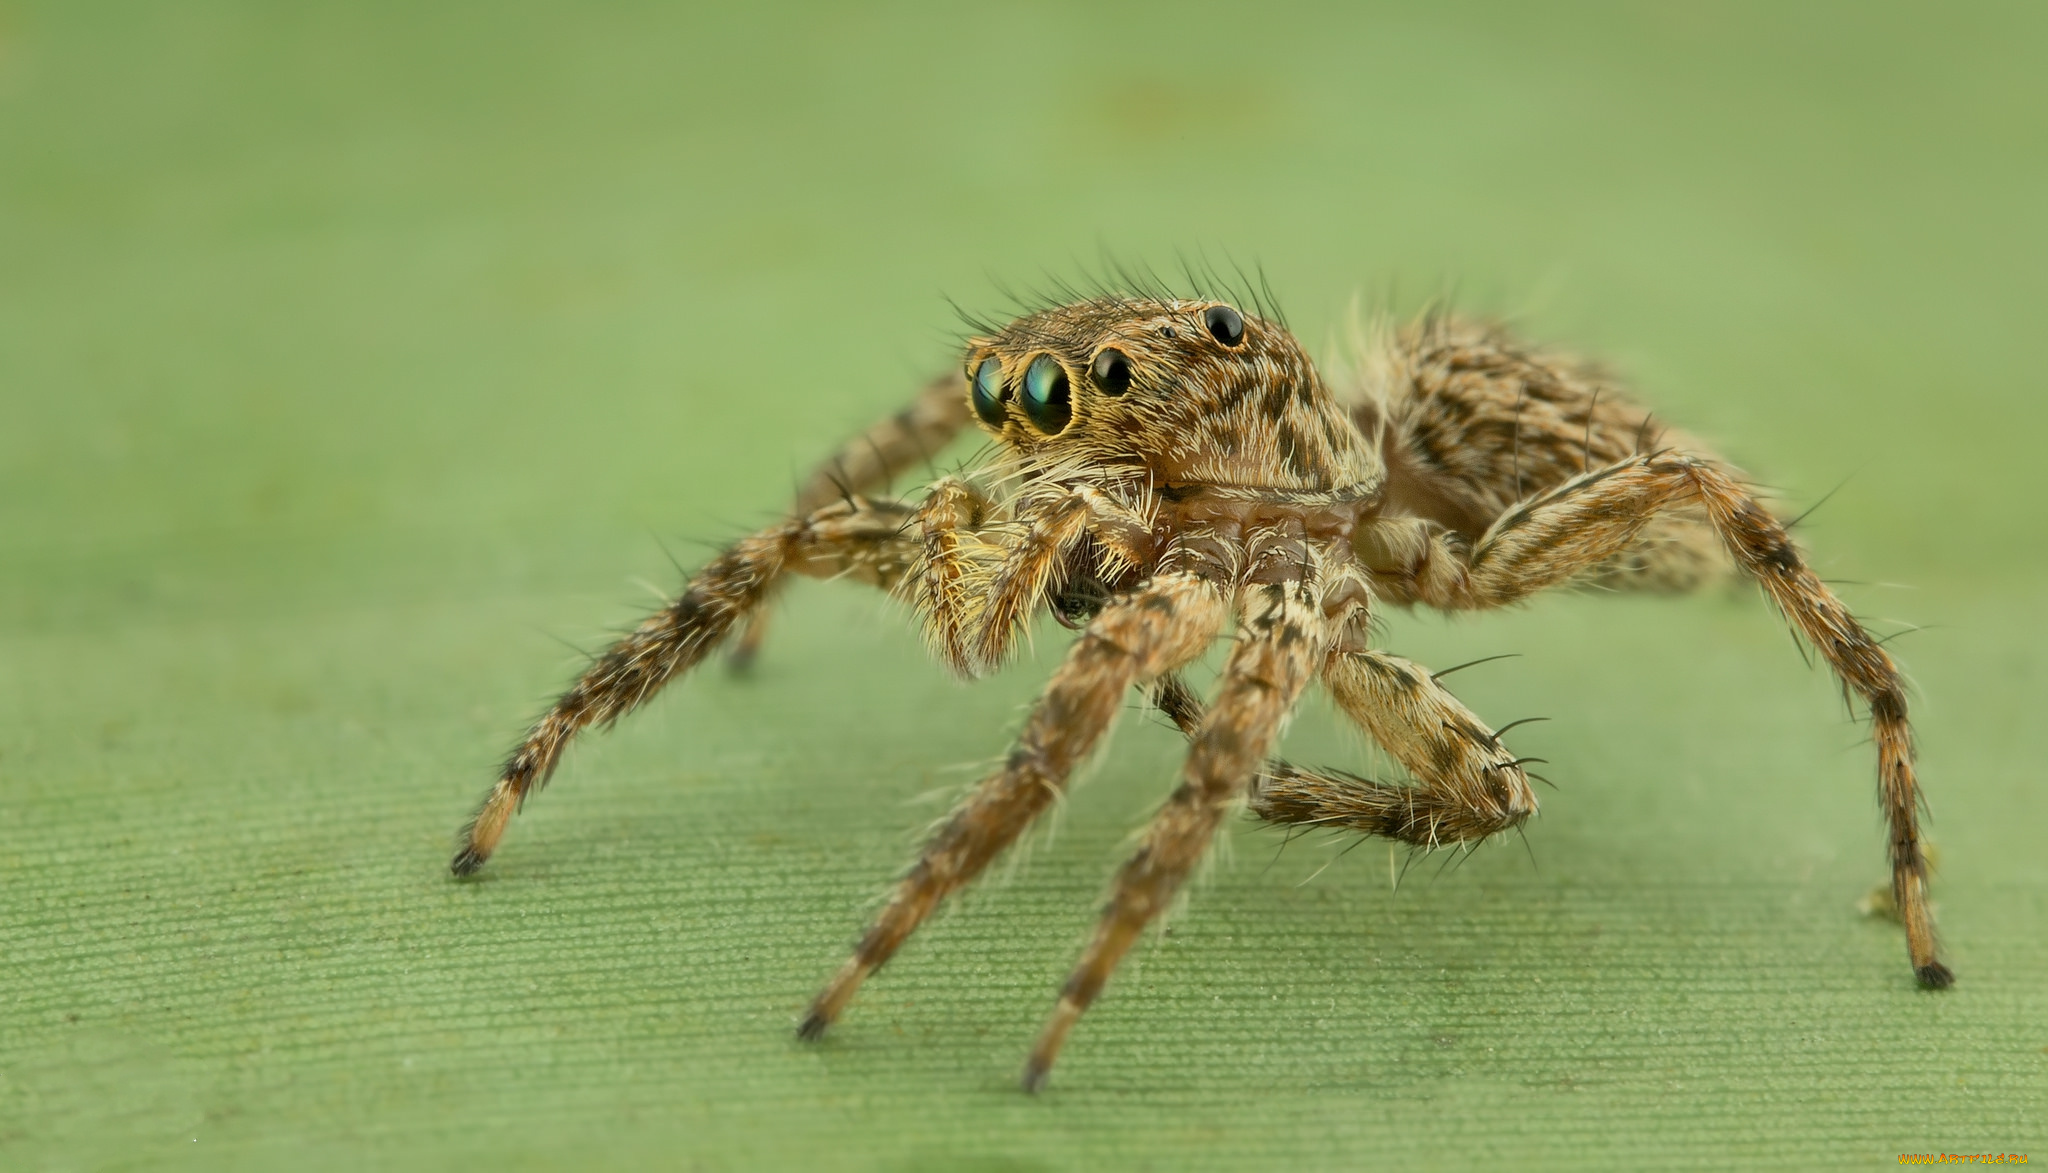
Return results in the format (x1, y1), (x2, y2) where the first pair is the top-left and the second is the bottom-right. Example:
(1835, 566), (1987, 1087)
(792, 374), (974, 518)
(970, 484), (1156, 673)
(911, 476), (1004, 677)
(1023, 575), (1333, 1092)
(730, 374), (971, 669)
(452, 496), (919, 876)
(1249, 650), (1535, 848)
(798, 569), (1229, 1041)
(1148, 673), (1206, 736)
(1377, 451), (1951, 987)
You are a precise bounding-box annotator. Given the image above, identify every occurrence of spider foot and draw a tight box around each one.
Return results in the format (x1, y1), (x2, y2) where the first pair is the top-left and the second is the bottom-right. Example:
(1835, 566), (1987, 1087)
(795, 1011), (831, 1042)
(1020, 1056), (1052, 1095)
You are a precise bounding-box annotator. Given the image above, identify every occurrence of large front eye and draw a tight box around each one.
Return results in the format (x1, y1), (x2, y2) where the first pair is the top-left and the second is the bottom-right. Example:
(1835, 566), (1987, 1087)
(1021, 354), (1072, 433)
(970, 356), (1007, 428)
(1203, 304), (1245, 346)
(1091, 348), (1132, 395)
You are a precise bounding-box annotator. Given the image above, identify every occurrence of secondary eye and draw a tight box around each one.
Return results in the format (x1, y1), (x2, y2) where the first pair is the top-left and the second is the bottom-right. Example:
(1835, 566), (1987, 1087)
(970, 356), (1007, 428)
(1021, 354), (1072, 434)
(1090, 348), (1132, 395)
(1203, 304), (1245, 346)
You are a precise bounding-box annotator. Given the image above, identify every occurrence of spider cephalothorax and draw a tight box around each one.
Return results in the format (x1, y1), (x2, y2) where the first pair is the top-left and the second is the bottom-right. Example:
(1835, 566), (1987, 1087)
(452, 290), (1950, 1093)
(964, 297), (1378, 495)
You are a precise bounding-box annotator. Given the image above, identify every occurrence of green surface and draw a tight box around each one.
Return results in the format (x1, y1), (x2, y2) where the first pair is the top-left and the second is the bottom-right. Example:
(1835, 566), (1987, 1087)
(4, 2), (2044, 1169)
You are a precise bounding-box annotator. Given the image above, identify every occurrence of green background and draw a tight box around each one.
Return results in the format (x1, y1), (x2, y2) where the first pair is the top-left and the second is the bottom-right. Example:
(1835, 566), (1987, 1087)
(4, 2), (2043, 1168)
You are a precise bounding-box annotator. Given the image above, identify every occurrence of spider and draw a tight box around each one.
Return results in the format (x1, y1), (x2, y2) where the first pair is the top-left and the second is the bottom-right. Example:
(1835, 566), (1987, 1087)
(451, 290), (1951, 1092)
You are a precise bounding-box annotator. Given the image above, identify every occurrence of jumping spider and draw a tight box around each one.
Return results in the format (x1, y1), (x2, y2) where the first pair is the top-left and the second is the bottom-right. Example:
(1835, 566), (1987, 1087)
(453, 291), (1951, 1092)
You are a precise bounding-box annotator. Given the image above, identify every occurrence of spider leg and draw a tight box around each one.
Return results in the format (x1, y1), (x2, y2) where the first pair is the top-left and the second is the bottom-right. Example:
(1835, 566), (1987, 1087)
(1148, 672), (1205, 736)
(970, 484), (1155, 672)
(1248, 649), (1535, 848)
(731, 372), (972, 669)
(792, 373), (972, 518)
(1370, 450), (1951, 987)
(452, 495), (920, 875)
(797, 568), (1229, 1041)
(1023, 570), (1336, 1092)
(911, 476), (1005, 676)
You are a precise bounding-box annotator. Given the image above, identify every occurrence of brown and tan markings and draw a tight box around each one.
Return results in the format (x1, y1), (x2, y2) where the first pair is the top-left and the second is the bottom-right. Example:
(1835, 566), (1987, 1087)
(453, 292), (1951, 1092)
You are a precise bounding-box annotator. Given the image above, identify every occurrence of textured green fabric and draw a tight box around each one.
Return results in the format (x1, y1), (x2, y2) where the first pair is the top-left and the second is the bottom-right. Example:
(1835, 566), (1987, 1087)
(4, 3), (2043, 1169)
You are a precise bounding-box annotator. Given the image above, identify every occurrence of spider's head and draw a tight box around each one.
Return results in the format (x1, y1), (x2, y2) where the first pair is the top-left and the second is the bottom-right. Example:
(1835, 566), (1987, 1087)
(961, 297), (1378, 492)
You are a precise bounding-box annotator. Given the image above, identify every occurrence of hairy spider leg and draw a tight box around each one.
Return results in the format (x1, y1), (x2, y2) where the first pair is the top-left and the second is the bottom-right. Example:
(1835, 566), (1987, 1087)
(1250, 649), (1536, 848)
(453, 496), (923, 875)
(1374, 450), (1950, 986)
(911, 476), (1003, 677)
(1023, 566), (1340, 1092)
(969, 485), (1155, 674)
(798, 568), (1229, 1041)
(730, 373), (973, 669)
(1148, 673), (1205, 735)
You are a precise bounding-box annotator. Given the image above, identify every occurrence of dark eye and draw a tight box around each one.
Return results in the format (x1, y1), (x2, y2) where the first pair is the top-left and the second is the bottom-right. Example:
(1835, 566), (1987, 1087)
(1090, 348), (1132, 395)
(1021, 354), (1072, 433)
(970, 356), (1006, 428)
(1203, 304), (1245, 346)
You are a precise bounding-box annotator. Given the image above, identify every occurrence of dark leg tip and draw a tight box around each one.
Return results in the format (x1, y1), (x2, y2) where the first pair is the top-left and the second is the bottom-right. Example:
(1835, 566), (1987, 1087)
(726, 643), (759, 675)
(449, 847), (487, 877)
(795, 1011), (830, 1042)
(1020, 1058), (1051, 1095)
(1915, 962), (1956, 990)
